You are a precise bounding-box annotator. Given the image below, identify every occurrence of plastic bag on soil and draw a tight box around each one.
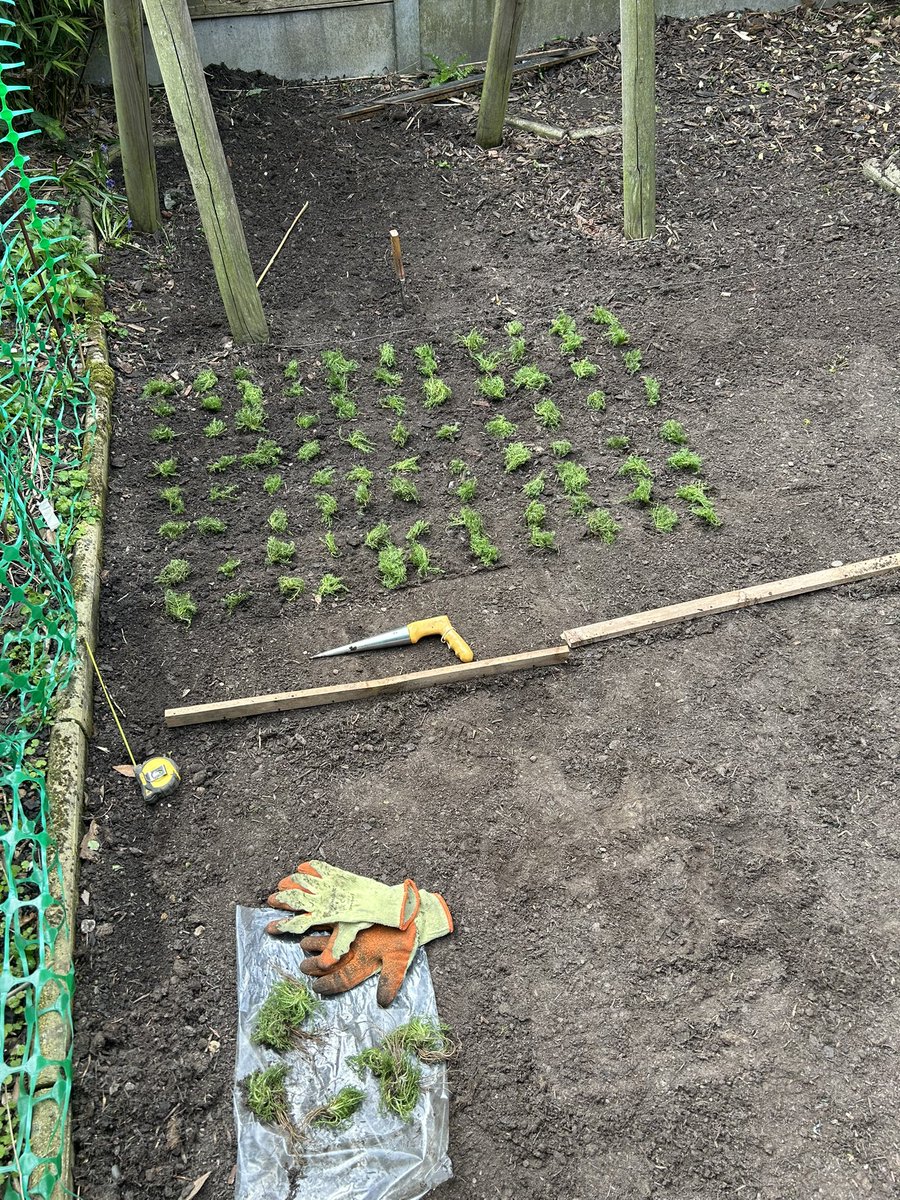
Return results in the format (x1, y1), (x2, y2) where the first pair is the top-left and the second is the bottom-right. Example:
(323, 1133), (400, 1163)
(233, 906), (453, 1200)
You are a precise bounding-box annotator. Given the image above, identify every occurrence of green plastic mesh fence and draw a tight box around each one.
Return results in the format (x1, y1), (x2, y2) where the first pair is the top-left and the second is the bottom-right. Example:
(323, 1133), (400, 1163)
(1, 2), (97, 1191)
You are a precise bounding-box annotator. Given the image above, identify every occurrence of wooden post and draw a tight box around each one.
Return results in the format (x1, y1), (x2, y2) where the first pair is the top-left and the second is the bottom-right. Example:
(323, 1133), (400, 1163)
(104, 0), (160, 231)
(620, 0), (656, 240)
(476, 0), (527, 149)
(141, 0), (268, 344)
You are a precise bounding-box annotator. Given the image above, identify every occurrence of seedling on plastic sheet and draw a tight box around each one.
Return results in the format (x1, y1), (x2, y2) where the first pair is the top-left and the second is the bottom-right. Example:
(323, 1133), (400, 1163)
(163, 589), (197, 625)
(223, 590), (251, 613)
(349, 1020), (455, 1121)
(159, 485), (184, 513)
(152, 457), (178, 478)
(155, 559), (190, 586)
(195, 516), (226, 536)
(252, 978), (321, 1051)
(243, 1064), (295, 1143)
(279, 576), (307, 600)
(305, 1087), (366, 1130)
(266, 537), (296, 565)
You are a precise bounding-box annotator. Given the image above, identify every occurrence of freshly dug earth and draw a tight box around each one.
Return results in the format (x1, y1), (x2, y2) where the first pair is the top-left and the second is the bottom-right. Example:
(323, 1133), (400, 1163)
(72, 6), (900, 1199)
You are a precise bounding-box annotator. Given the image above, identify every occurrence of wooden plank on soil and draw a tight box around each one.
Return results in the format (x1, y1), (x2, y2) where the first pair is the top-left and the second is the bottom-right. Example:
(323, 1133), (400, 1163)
(337, 47), (597, 121)
(165, 644), (571, 726)
(563, 553), (900, 648)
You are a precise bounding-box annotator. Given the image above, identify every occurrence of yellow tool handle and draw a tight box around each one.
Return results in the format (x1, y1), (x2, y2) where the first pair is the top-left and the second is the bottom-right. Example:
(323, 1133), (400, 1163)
(408, 615), (474, 663)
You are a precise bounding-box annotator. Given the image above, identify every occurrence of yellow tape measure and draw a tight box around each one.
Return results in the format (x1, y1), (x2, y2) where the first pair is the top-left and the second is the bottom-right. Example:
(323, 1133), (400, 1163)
(137, 756), (181, 803)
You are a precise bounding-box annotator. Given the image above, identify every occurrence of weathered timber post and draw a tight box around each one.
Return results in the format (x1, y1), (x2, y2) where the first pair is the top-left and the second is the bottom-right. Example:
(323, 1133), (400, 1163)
(104, 0), (160, 231)
(620, 0), (656, 239)
(476, 0), (527, 149)
(141, 0), (268, 343)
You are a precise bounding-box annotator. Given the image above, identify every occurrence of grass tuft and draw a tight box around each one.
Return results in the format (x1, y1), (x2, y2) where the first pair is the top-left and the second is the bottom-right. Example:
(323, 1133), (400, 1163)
(550, 439), (572, 458)
(667, 449), (703, 472)
(193, 368), (218, 394)
(266, 537), (295, 565)
(152, 457), (178, 478)
(223, 590), (251, 613)
(159, 520), (189, 541)
(163, 589), (197, 625)
(391, 477), (420, 504)
(316, 573), (347, 598)
(200, 394), (222, 412)
(253, 979), (321, 1052)
(660, 420), (687, 445)
(512, 365), (550, 391)
(278, 576), (307, 600)
(194, 516), (226, 535)
(378, 544), (407, 590)
(586, 390), (606, 411)
(306, 1086), (366, 1130)
(504, 442), (532, 473)
(436, 423), (460, 440)
(585, 508), (620, 543)
(155, 559), (190, 586)
(310, 466), (335, 488)
(263, 474), (282, 495)
(618, 455), (652, 480)
(218, 557), (241, 578)
(484, 415), (517, 439)
(159, 485), (184, 514)
(316, 493), (338, 527)
(268, 508), (289, 534)
(651, 503), (679, 532)
(643, 375), (661, 406)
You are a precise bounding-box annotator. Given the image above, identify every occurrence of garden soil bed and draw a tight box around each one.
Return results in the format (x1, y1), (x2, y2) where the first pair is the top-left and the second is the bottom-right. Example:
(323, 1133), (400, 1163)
(73, 6), (900, 1199)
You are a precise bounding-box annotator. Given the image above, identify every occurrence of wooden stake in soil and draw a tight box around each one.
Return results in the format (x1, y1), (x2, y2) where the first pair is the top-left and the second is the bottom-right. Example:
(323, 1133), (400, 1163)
(563, 553), (900, 648)
(389, 228), (407, 308)
(619, 0), (656, 239)
(104, 0), (160, 232)
(141, 0), (268, 344)
(475, 0), (527, 149)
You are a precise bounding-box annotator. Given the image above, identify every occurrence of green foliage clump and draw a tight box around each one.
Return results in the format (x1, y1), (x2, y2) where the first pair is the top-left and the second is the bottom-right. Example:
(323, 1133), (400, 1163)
(310, 466), (335, 488)
(533, 398), (561, 429)
(164, 590), (197, 625)
(556, 460), (590, 496)
(484, 415), (517, 439)
(668, 449), (703, 472)
(478, 374), (505, 400)
(458, 329), (486, 353)
(507, 335), (526, 363)
(266, 537), (296, 565)
(195, 516), (226, 535)
(307, 1086), (366, 1130)
(379, 342), (397, 368)
(298, 440), (321, 463)
(570, 358), (598, 379)
(472, 351), (501, 375)
(264, 473), (283, 495)
(284, 359), (300, 381)
(512, 365), (550, 391)
(448, 459), (467, 476)
(203, 418), (226, 438)
(218, 558), (241, 578)
(378, 544), (408, 590)
(422, 377), (451, 409)
(233, 367), (252, 382)
(408, 541), (439, 579)
(208, 455), (237, 473)
(450, 507), (499, 567)
(591, 306), (630, 346)
(505, 320), (524, 336)
(316, 493), (338, 527)
(436, 423), (460, 440)
(406, 519), (431, 541)
(143, 378), (177, 399)
(349, 1020), (455, 1121)
(242, 439), (283, 469)
(623, 348), (643, 375)
(279, 576), (307, 600)
(677, 483), (722, 527)
(390, 420), (410, 447)
(364, 521), (391, 550)
(243, 1064), (290, 1128)
(223, 590), (251, 613)
(374, 366), (402, 388)
(253, 979), (322, 1052)
(660, 420), (687, 445)
(321, 349), (358, 391)
(504, 442), (532, 473)
(643, 375), (661, 406)
(413, 344), (439, 377)
(151, 399), (175, 418)
(342, 428), (374, 454)
(159, 485), (184, 513)
(155, 559), (190, 586)
(585, 508), (620, 543)
(651, 504), (679, 532)
(605, 435), (630, 451)
(152, 457), (178, 478)
(379, 394), (406, 416)
(549, 311), (577, 337)
(151, 423), (175, 443)
(210, 484), (238, 503)
(455, 477), (477, 503)
(235, 380), (267, 432)
(201, 395), (223, 412)
(586, 390), (606, 411)
(268, 508), (289, 534)
(390, 456), (420, 474)
(193, 369), (218, 394)
(522, 472), (545, 499)
(331, 393), (358, 421)
(159, 520), (189, 541)
(618, 455), (652, 480)
(322, 532), (340, 558)
(295, 412), (318, 430)
(391, 477), (420, 504)
(626, 478), (653, 504)
(560, 330), (585, 355)
(316, 574), (348, 599)
(550, 440), (572, 458)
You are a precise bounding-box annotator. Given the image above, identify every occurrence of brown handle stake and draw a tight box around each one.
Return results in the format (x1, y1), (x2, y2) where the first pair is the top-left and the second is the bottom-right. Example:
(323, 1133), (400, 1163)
(389, 228), (407, 309)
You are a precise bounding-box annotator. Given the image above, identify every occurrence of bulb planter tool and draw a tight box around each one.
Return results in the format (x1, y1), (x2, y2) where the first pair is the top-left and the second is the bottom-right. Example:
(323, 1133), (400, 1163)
(313, 615), (474, 663)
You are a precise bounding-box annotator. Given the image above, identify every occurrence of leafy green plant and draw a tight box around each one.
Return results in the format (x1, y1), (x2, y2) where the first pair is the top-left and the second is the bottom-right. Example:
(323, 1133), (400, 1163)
(209, 484), (238, 503)
(550, 439), (572, 458)
(342, 428), (374, 454)
(618, 455), (652, 480)
(155, 559), (190, 586)
(522, 471), (545, 499)
(159, 485), (184, 513)
(321, 349), (358, 391)
(306, 1087), (366, 1130)
(223, 590), (251, 613)
(524, 500), (546, 527)
(316, 574), (347, 599)
(422, 377), (451, 409)
(316, 493), (338, 527)
(379, 394), (406, 416)
(322, 532), (340, 558)
(295, 412), (318, 430)
(426, 53), (474, 86)
(242, 439), (283, 469)
(279, 576), (307, 600)
(626, 478), (653, 504)
(218, 558), (242, 578)
(449, 459), (467, 476)
(208, 454), (238, 473)
(408, 541), (439, 579)
(478, 375), (505, 400)
(512, 365), (550, 391)
(164, 589), (197, 625)
(266, 537), (296, 565)
(605, 435), (630, 450)
(268, 508), (289, 534)
(194, 369), (218, 394)
(504, 443), (532, 472)
(436, 423), (460, 440)
(347, 465), (373, 486)
(643, 375), (661, 406)
(585, 508), (620, 543)
(151, 423), (175, 443)
(284, 359), (300, 381)
(195, 516), (226, 535)
(243, 1064), (292, 1134)
(623, 349), (642, 375)
(570, 358), (598, 379)
(533, 398), (561, 429)
(668, 450), (703, 472)
(233, 366), (252, 382)
(331, 394), (358, 421)
(374, 366), (402, 388)
(413, 344), (439, 378)
(264, 474), (283, 495)
(676, 483), (721, 526)
(203, 418), (226, 438)
(660, 420), (687, 445)
(310, 466), (336, 488)
(651, 504), (679, 532)
(560, 330), (585, 355)
(391, 477), (420, 503)
(349, 1020), (454, 1121)
(364, 521), (391, 550)
(450, 507), (500, 567)
(591, 306), (631, 346)
(556, 461), (590, 495)
(456, 477), (477, 502)
(151, 399), (175, 418)
(390, 421), (410, 447)
(508, 336), (526, 363)
(142, 378), (177, 399)
(505, 319), (524, 336)
(549, 311), (577, 338)
(378, 544), (407, 590)
(152, 457), (178, 478)
(406, 519), (431, 542)
(458, 329), (486, 353)
(379, 342), (397, 368)
(586, 390), (606, 411)
(484, 415), (517, 439)
(159, 520), (189, 541)
(201, 395), (223, 412)
(529, 527), (556, 550)
(390, 456), (420, 474)
(285, 380), (306, 399)
(235, 382), (267, 432)
(298, 439), (321, 463)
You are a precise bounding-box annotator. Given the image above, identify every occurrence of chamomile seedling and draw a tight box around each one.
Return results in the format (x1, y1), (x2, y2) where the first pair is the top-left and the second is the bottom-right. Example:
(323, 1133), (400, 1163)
(155, 559), (190, 586)
(203, 418), (226, 438)
(218, 558), (242, 578)
(268, 508), (289, 534)
(208, 454), (238, 473)
(316, 493), (338, 527)
(484, 415), (517, 439)
(159, 520), (189, 541)
(660, 420), (687, 445)
(570, 358), (599, 380)
(163, 589), (197, 625)
(651, 504), (679, 532)
(194, 516), (226, 535)
(151, 423), (175, 443)
(278, 576), (307, 600)
(550, 440), (573, 458)
(391, 477), (420, 504)
(242, 439), (283, 469)
(379, 394), (406, 416)
(159, 485), (184, 513)
(223, 590), (251, 614)
(586, 390), (606, 411)
(504, 442), (532, 473)
(193, 369), (218, 394)
(623, 349), (643, 375)
(200, 395), (223, 412)
(295, 413), (318, 430)
(364, 521), (391, 550)
(436, 423), (460, 440)
(533, 398), (562, 429)
(413, 344), (439, 378)
(297, 440), (321, 463)
(390, 421), (410, 447)
(667, 450), (703, 472)
(643, 375), (661, 406)
(209, 484), (238, 503)
(143, 378), (178, 399)
(316, 573), (348, 599)
(478, 375), (506, 400)
(310, 467), (335, 488)
(266, 537), (296, 565)
(522, 472), (545, 499)
(422, 377), (451, 409)
(378, 543), (407, 590)
(512, 365), (550, 391)
(585, 508), (620, 543)
(152, 457), (178, 478)
(263, 474), (282, 496)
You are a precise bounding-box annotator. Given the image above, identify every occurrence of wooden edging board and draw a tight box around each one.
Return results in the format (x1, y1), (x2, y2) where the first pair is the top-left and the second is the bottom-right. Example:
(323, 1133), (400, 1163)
(165, 644), (570, 727)
(563, 552), (900, 648)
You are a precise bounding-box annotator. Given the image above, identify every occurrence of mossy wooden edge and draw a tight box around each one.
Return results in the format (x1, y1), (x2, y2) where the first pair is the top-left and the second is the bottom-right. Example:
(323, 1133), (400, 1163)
(31, 201), (115, 1199)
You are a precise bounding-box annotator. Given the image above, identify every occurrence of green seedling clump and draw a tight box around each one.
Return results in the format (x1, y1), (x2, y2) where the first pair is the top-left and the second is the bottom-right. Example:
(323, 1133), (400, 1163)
(307, 1086), (366, 1130)
(618, 455), (652, 480)
(570, 358), (598, 380)
(379, 342), (397, 368)
(586, 390), (606, 411)
(268, 508), (289, 534)
(233, 366), (252, 383)
(374, 366), (403, 388)
(408, 541), (439, 579)
(533, 398), (561, 429)
(591, 306), (630, 346)
(485, 415), (517, 439)
(560, 330), (585, 355)
(605, 435), (630, 451)
(458, 329), (486, 353)
(456, 477), (477, 503)
(164, 589), (197, 625)
(155, 559), (190, 586)
(390, 421), (410, 447)
(549, 311), (577, 338)
(504, 442), (532, 473)
(585, 508), (620, 544)
(422, 377), (451, 409)
(298, 440), (322, 463)
(159, 485), (184, 513)
(266, 537), (296, 565)
(623, 348), (643, 375)
(478, 375), (505, 400)
(152, 457), (178, 478)
(364, 522), (391, 550)
(660, 420), (687, 445)
(204, 418), (226, 438)
(208, 454), (237, 473)
(448, 459), (467, 476)
(285, 380), (306, 399)
(278, 576), (307, 600)
(218, 557), (241, 578)
(151, 423), (175, 443)
(159, 520), (189, 541)
(253, 979), (322, 1052)
(390, 456), (419, 474)
(143, 378), (177, 399)
(201, 395), (223, 412)
(264, 474), (283, 495)
(391, 477), (420, 503)
(379, 394), (406, 416)
(505, 319), (524, 336)
(668, 449), (703, 472)
(284, 359), (300, 381)
(507, 336), (526, 363)
(643, 375), (661, 406)
(331, 394), (358, 421)
(522, 471), (546, 499)
(349, 1020), (455, 1121)
(378, 543), (407, 590)
(295, 412), (318, 430)
(242, 439), (283, 469)
(316, 573), (347, 599)
(450, 507), (499, 567)
(235, 380), (267, 432)
(436, 423), (460, 440)
(472, 351), (501, 375)
(406, 519), (431, 541)
(529, 527), (557, 551)
(677, 483), (722, 527)
(310, 466), (335, 488)
(243, 1064), (292, 1131)
(550, 440), (573, 458)
(316, 493), (338, 527)
(355, 482), (371, 509)
(347, 465), (373, 486)
(626, 478), (653, 504)
(512, 365), (550, 391)
(321, 349), (359, 391)
(322, 532), (340, 558)
(651, 503), (679, 532)
(413, 343), (439, 378)
(223, 590), (251, 613)
(524, 500), (546, 527)
(151, 399), (175, 418)
(342, 428), (374, 454)
(193, 369), (218, 394)
(195, 516), (226, 535)
(556, 461), (590, 495)
(210, 484), (238, 503)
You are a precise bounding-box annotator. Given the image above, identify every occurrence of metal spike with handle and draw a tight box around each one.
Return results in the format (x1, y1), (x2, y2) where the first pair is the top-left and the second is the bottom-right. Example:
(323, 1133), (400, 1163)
(313, 615), (474, 663)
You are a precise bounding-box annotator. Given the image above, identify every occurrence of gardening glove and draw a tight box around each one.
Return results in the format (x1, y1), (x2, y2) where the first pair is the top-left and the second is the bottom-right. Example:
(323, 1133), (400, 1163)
(265, 860), (421, 967)
(298, 888), (454, 1007)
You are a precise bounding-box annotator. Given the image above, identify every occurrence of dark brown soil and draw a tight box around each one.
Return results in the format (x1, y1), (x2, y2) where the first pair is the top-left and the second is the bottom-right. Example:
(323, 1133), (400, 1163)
(73, 7), (900, 1200)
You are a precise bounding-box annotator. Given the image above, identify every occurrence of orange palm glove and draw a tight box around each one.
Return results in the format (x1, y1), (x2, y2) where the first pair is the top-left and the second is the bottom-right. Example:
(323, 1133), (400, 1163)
(297, 890), (453, 1007)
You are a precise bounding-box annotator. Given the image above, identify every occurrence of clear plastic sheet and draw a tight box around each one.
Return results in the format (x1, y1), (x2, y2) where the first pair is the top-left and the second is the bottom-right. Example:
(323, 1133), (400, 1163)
(233, 906), (453, 1200)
